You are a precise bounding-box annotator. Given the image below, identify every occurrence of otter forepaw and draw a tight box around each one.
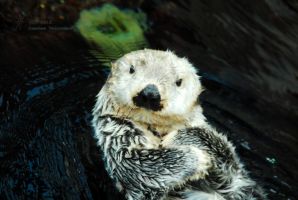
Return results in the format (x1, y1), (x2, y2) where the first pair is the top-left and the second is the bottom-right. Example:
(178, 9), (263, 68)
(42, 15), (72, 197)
(161, 130), (178, 147)
(188, 147), (212, 180)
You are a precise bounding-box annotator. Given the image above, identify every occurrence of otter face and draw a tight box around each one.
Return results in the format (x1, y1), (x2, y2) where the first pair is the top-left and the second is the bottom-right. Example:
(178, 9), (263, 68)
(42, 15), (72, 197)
(108, 49), (203, 118)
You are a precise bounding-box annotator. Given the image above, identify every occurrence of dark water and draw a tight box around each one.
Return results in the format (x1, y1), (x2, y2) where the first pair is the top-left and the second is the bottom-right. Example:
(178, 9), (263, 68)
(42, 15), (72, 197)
(0, 0), (298, 199)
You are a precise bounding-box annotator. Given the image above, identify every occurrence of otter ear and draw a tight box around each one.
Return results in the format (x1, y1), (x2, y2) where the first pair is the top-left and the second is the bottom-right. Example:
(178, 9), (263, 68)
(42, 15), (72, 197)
(110, 62), (119, 75)
(110, 62), (116, 70)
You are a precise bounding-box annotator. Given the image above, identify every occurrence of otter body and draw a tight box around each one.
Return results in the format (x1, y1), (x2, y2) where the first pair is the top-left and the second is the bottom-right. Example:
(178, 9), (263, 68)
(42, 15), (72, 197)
(92, 49), (266, 199)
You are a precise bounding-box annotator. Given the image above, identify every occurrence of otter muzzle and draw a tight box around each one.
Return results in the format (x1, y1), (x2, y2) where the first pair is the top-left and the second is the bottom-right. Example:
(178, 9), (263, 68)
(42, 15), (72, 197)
(133, 84), (162, 111)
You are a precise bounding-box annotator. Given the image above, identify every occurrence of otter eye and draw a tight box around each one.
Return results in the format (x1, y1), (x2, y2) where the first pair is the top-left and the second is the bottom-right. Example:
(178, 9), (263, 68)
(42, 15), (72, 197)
(176, 79), (182, 87)
(129, 65), (135, 74)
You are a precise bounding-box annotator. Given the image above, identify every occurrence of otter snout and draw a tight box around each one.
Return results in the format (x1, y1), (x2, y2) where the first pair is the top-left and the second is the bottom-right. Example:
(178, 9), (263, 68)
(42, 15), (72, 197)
(133, 84), (163, 111)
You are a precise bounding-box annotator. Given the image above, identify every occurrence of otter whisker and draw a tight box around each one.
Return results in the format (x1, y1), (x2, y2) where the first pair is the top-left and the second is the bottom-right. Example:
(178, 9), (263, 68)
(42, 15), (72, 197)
(123, 106), (132, 120)
(116, 107), (120, 117)
(127, 108), (133, 119)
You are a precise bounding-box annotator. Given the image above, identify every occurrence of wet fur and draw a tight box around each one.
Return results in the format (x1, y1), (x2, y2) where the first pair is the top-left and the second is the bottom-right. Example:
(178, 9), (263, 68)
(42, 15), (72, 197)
(92, 49), (267, 199)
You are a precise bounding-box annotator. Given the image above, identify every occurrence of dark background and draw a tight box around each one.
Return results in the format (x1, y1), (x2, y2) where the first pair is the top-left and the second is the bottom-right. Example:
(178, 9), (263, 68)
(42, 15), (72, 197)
(0, 0), (298, 199)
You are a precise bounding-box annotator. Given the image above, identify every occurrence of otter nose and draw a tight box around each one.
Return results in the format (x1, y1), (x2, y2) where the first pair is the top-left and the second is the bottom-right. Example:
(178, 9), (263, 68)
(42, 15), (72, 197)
(133, 84), (162, 111)
(140, 84), (160, 101)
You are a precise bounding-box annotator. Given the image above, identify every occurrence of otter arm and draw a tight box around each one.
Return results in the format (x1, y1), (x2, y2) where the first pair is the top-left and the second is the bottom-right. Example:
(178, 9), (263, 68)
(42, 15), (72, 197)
(162, 127), (267, 200)
(93, 115), (211, 200)
(162, 127), (235, 164)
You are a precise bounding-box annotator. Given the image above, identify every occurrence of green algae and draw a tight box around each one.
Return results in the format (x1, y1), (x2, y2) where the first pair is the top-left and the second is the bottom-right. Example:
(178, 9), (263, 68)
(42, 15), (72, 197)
(75, 4), (148, 64)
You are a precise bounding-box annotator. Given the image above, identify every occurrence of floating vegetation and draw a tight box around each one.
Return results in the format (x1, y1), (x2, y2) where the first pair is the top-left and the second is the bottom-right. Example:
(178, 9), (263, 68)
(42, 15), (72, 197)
(75, 4), (148, 65)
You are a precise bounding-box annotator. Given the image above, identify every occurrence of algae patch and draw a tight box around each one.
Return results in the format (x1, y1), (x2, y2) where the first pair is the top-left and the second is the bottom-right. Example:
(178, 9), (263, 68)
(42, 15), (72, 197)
(75, 4), (148, 63)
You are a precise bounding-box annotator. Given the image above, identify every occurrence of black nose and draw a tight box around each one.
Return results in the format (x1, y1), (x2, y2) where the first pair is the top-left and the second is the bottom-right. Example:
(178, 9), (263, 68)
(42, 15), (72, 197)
(133, 84), (162, 111)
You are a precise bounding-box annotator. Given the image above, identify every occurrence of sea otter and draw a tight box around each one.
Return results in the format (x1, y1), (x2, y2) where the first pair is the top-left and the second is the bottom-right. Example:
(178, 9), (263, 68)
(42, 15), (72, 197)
(92, 49), (266, 200)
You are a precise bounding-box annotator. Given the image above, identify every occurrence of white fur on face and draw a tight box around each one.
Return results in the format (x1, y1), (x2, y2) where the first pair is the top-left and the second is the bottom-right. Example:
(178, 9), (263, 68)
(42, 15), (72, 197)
(108, 49), (203, 118)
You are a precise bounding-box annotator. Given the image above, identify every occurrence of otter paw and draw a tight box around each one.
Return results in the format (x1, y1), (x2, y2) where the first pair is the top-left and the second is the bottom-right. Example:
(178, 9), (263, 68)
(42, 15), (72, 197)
(161, 130), (178, 147)
(189, 147), (212, 180)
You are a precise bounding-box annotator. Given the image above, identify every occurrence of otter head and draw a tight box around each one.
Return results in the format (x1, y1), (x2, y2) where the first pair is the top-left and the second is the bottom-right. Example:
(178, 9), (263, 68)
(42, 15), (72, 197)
(106, 49), (203, 126)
